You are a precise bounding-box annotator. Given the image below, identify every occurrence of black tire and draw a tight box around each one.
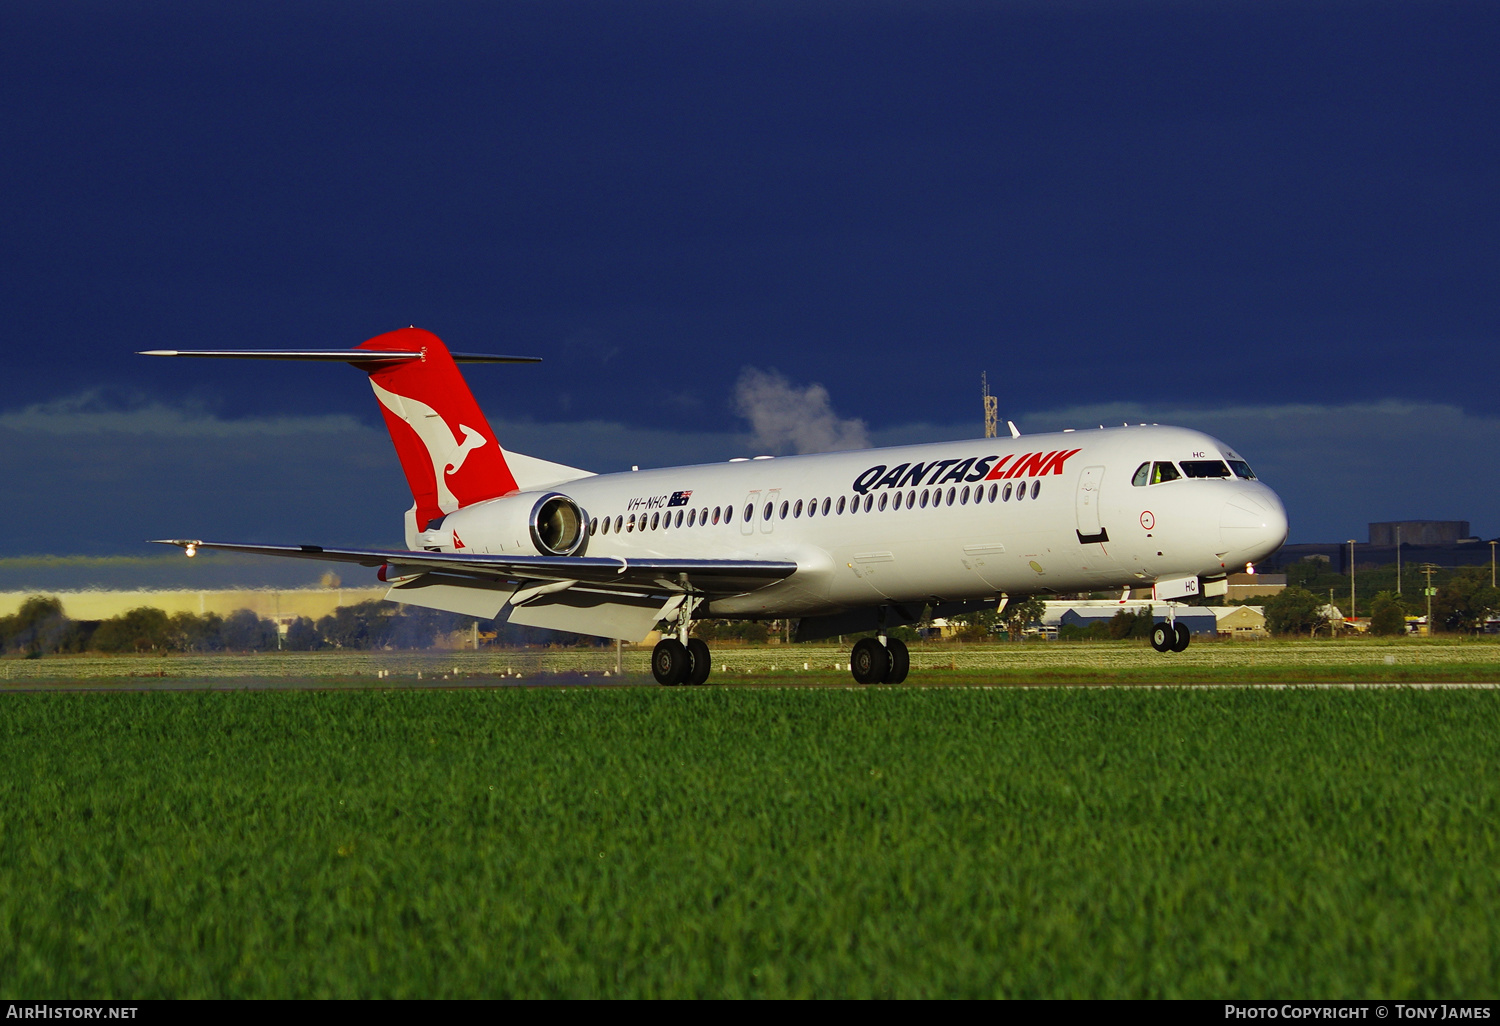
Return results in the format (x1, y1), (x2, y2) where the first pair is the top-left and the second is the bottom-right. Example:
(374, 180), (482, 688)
(652, 638), (689, 685)
(686, 638), (712, 685)
(882, 637), (910, 684)
(850, 637), (889, 685)
(1172, 622), (1191, 652)
(1150, 622), (1173, 653)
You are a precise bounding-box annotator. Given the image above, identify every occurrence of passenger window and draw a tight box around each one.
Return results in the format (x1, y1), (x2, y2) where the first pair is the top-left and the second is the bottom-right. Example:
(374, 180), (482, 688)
(600, 517), (610, 535)
(1017, 482), (1026, 501)
(920, 489), (929, 508)
(651, 513), (659, 530)
(779, 501), (789, 519)
(837, 496), (846, 514)
(701, 508), (708, 525)
(1151, 462), (1182, 484)
(627, 514), (636, 532)
(764, 502), (773, 521)
(1002, 483), (1012, 501)
(687, 509), (695, 528)
(822, 497), (831, 516)
(960, 485), (970, 505)
(615, 516), (623, 533)
(863, 494), (873, 512)
(725, 506), (734, 524)
(676, 510), (684, 528)
(794, 499), (803, 518)
(904, 491), (914, 509)
(807, 498), (817, 518)
(711, 506), (719, 525)
(1031, 480), (1040, 500)
(988, 483), (998, 502)
(878, 493), (888, 511)
(1132, 462), (1150, 487)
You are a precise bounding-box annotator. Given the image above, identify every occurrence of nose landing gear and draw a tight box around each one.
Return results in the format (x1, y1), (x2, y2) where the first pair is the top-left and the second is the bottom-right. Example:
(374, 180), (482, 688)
(1150, 618), (1191, 653)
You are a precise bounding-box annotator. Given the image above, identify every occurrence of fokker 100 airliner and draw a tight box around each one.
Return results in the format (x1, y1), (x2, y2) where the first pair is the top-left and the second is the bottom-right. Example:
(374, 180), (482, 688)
(144, 327), (1287, 685)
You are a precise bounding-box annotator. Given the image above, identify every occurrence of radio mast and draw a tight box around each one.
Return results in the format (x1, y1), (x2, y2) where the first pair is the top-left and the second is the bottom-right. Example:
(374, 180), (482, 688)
(982, 372), (998, 439)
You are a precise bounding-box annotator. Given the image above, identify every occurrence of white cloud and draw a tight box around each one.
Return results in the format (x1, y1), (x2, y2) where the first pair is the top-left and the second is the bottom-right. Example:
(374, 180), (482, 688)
(733, 367), (870, 455)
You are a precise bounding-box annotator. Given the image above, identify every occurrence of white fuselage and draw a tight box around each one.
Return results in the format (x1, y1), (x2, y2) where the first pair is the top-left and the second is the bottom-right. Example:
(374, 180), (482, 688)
(425, 425), (1287, 617)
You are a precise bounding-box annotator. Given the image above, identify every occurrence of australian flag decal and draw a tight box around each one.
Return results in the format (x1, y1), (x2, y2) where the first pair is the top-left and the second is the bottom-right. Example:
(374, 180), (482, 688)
(667, 490), (693, 507)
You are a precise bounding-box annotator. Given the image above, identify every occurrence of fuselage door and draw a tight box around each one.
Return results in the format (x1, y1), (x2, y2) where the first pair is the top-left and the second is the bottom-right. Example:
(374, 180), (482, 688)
(741, 490), (760, 536)
(1076, 465), (1105, 537)
(760, 488), (781, 534)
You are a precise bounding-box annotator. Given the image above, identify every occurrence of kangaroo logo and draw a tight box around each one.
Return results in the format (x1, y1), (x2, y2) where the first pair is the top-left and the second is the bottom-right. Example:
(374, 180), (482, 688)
(370, 380), (490, 514)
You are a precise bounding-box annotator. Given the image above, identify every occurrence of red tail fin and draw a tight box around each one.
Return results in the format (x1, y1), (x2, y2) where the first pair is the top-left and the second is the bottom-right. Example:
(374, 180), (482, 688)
(357, 328), (519, 530)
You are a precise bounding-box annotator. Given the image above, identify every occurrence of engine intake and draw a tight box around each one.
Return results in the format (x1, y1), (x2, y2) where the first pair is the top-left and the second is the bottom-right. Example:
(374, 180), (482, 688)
(529, 492), (587, 556)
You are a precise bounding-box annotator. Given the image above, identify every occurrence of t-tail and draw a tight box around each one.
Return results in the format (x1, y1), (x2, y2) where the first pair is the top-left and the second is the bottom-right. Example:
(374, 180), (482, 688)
(357, 327), (519, 531)
(140, 328), (592, 541)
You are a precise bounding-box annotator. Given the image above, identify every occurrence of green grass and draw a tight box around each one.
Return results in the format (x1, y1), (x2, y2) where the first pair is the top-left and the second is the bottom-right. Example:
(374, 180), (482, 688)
(2, 687), (1499, 997)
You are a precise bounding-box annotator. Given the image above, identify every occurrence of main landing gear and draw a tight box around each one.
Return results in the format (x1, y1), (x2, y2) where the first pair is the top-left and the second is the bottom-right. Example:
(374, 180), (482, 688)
(652, 589), (713, 686)
(1150, 618), (1191, 653)
(651, 636), (711, 686)
(850, 634), (910, 685)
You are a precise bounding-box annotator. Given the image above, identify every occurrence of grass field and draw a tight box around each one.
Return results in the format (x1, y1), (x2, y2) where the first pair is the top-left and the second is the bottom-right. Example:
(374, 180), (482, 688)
(3, 636), (1499, 686)
(2, 686), (1499, 997)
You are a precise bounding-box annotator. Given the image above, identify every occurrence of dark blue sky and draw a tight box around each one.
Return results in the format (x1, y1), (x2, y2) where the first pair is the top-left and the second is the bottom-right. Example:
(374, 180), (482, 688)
(3, 1), (1498, 558)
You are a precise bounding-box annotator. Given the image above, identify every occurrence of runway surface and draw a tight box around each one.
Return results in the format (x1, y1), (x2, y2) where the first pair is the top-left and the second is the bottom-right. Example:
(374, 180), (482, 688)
(3, 676), (1498, 692)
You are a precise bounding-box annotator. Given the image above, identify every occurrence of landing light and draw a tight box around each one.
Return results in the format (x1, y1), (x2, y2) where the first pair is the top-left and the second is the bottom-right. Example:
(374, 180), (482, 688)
(1245, 562), (1255, 575)
(185, 544), (197, 558)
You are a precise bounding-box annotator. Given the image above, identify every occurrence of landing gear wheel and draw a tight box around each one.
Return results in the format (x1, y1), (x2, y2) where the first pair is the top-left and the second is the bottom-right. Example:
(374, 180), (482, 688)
(1150, 622), (1174, 653)
(882, 637), (910, 684)
(652, 638), (689, 685)
(1172, 622), (1191, 652)
(685, 638), (712, 685)
(850, 638), (890, 685)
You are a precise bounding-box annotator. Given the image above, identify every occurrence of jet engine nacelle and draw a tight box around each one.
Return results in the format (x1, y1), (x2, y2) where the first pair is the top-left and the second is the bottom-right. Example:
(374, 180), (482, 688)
(416, 490), (589, 556)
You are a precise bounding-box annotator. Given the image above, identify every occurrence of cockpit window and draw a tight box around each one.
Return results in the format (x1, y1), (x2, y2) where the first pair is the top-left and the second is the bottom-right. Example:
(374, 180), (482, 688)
(1227, 460), (1257, 480)
(1132, 462), (1150, 487)
(1150, 461), (1181, 484)
(1180, 460), (1231, 479)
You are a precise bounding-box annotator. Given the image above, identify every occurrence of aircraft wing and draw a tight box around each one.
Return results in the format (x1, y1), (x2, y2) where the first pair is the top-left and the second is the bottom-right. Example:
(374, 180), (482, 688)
(150, 539), (799, 597)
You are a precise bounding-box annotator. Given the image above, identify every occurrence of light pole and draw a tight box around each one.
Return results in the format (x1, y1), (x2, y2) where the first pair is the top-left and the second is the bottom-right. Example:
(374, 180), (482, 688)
(1420, 562), (1439, 635)
(1491, 540), (1496, 589)
(1347, 539), (1357, 622)
(1396, 525), (1402, 595)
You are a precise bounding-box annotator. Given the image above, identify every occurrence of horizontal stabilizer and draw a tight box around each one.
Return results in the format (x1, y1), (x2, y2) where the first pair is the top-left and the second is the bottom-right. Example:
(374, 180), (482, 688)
(139, 349), (540, 364)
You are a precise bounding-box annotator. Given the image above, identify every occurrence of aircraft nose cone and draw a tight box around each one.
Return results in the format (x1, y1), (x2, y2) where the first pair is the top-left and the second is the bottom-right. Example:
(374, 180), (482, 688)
(1220, 493), (1288, 563)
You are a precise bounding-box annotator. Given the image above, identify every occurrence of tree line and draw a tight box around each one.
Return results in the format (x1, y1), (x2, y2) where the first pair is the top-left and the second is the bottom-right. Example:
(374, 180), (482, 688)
(0, 597), (604, 657)
(1264, 565), (1499, 637)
